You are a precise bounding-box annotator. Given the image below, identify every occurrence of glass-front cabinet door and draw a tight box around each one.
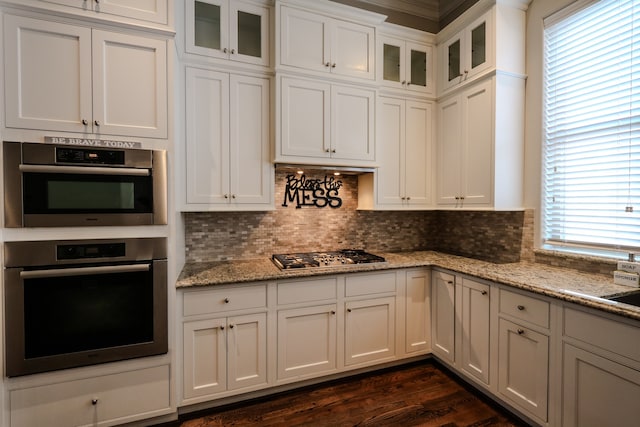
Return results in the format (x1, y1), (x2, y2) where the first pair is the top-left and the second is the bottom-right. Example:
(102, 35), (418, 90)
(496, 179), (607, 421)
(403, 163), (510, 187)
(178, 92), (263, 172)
(442, 10), (491, 91)
(186, 0), (270, 67)
(378, 35), (433, 95)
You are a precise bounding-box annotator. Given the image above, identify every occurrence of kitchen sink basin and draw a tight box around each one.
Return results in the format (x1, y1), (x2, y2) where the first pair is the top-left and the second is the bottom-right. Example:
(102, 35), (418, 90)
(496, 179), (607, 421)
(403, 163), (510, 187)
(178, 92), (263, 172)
(606, 291), (640, 307)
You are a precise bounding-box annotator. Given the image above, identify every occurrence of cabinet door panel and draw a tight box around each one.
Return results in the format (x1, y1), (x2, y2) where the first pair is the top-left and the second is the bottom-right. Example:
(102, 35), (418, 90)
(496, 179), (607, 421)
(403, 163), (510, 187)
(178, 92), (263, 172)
(462, 79), (493, 205)
(280, 6), (328, 73)
(230, 1), (270, 66)
(99, 0), (168, 24)
(186, 0), (228, 59)
(498, 318), (548, 422)
(436, 97), (462, 205)
(563, 344), (640, 427)
(432, 271), (455, 363)
(345, 297), (396, 366)
(280, 77), (330, 158)
(331, 85), (375, 161)
(277, 305), (337, 379)
(405, 269), (430, 354)
(331, 20), (374, 79)
(376, 97), (404, 205)
(185, 67), (230, 204)
(183, 318), (227, 399)
(404, 100), (433, 205)
(4, 15), (92, 133)
(230, 75), (271, 204)
(227, 313), (267, 391)
(92, 30), (167, 138)
(461, 279), (490, 385)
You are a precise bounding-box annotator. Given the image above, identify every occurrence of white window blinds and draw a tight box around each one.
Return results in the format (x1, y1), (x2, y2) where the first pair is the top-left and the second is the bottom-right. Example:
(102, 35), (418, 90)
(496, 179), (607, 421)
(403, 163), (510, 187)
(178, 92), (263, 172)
(543, 0), (640, 254)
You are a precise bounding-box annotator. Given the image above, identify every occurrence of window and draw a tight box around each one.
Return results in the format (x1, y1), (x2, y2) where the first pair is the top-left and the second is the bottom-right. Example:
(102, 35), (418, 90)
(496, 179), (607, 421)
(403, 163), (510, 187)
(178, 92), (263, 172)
(543, 0), (640, 256)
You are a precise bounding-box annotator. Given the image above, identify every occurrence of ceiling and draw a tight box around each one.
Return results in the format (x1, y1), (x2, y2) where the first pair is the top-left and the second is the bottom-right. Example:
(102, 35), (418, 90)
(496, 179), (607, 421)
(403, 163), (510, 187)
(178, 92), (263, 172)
(329, 0), (479, 33)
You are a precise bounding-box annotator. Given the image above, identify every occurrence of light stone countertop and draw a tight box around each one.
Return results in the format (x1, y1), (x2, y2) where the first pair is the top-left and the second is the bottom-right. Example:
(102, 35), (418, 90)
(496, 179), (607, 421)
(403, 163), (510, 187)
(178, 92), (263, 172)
(177, 251), (640, 322)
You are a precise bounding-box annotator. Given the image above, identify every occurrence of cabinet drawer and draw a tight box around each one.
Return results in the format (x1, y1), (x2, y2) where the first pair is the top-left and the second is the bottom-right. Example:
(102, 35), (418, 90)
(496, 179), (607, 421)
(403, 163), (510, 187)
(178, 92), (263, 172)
(183, 285), (267, 316)
(278, 278), (338, 305)
(10, 365), (170, 427)
(499, 289), (549, 329)
(564, 307), (640, 363)
(345, 272), (397, 296)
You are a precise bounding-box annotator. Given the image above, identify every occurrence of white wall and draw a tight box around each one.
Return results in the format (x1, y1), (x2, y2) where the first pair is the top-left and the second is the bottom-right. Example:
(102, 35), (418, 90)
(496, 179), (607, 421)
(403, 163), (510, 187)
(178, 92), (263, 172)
(523, 0), (575, 244)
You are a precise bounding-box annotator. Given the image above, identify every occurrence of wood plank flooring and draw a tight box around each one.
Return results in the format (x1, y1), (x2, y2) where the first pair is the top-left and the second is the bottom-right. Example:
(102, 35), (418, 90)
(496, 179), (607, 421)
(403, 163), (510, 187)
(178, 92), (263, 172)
(171, 361), (529, 427)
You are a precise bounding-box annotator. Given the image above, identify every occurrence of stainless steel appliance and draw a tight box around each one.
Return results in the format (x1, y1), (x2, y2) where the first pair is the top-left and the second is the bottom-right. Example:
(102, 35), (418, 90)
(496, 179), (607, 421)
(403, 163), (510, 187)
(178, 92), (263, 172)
(3, 141), (167, 227)
(4, 238), (167, 377)
(272, 249), (386, 269)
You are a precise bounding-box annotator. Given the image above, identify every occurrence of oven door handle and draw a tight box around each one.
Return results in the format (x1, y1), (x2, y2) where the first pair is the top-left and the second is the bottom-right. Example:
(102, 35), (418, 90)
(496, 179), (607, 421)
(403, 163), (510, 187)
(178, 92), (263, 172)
(19, 263), (151, 279)
(18, 164), (150, 176)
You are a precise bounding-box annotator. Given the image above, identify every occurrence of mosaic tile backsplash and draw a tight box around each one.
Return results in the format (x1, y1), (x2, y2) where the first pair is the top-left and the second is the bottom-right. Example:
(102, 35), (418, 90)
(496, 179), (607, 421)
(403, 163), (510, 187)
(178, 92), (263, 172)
(184, 170), (526, 263)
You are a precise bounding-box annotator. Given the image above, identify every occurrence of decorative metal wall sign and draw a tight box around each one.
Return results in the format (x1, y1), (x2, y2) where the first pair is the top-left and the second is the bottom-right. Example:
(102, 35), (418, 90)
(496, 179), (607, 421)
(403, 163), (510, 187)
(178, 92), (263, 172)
(282, 174), (343, 208)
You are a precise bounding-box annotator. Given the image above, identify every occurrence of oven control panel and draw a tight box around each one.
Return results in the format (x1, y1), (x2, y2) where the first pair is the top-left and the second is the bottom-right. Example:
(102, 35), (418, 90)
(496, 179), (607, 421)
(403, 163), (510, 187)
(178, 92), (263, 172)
(57, 242), (126, 260)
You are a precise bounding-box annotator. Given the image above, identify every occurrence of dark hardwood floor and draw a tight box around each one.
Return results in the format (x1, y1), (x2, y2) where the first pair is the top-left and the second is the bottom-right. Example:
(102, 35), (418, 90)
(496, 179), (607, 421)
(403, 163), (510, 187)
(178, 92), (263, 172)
(169, 361), (529, 427)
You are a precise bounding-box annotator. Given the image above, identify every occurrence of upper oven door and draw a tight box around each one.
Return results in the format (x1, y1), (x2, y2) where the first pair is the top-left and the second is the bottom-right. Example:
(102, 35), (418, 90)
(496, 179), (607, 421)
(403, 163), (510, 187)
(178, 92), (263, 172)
(4, 142), (167, 227)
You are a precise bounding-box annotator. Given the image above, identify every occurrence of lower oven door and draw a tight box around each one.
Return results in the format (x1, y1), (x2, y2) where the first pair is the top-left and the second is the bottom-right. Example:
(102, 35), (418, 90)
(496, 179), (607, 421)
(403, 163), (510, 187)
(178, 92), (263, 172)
(4, 260), (167, 377)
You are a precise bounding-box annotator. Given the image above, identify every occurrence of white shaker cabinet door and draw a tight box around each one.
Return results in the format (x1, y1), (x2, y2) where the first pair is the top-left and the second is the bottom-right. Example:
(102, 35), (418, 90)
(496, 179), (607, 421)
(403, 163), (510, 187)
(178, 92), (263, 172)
(185, 67), (230, 205)
(92, 30), (168, 138)
(344, 297), (396, 366)
(227, 313), (268, 391)
(460, 278), (490, 385)
(331, 85), (375, 161)
(4, 15), (92, 133)
(431, 271), (456, 364)
(404, 100), (433, 206)
(183, 318), (228, 399)
(404, 269), (431, 354)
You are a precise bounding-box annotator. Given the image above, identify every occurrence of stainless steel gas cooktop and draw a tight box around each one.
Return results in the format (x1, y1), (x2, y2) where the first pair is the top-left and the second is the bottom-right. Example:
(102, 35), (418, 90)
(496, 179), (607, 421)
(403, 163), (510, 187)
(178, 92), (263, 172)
(272, 250), (385, 269)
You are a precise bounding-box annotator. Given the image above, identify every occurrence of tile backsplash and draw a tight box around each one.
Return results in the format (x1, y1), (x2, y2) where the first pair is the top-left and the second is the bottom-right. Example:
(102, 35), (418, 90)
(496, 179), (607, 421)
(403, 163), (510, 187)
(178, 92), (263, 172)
(184, 170), (526, 263)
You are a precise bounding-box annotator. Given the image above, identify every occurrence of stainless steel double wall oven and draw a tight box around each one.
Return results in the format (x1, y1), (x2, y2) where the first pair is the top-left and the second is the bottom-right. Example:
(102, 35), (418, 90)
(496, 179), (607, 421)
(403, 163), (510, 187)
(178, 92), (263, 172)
(2, 141), (169, 377)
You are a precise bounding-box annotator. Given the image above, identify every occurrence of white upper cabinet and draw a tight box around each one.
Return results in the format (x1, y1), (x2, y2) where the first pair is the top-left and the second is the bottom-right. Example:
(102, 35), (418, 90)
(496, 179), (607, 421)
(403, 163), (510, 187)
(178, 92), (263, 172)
(374, 96), (434, 209)
(278, 2), (382, 81)
(3, 14), (168, 139)
(377, 25), (436, 96)
(278, 75), (375, 166)
(36, 0), (170, 26)
(184, 66), (272, 210)
(441, 10), (492, 92)
(185, 0), (271, 67)
(437, 1), (529, 95)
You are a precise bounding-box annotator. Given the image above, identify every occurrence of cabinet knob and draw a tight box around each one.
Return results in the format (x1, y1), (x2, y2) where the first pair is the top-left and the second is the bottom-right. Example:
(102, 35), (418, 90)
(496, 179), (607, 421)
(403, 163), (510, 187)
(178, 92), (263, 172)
(406, 196), (411, 201)
(82, 119), (89, 125)
(231, 194), (236, 199)
(481, 290), (487, 295)
(402, 80), (406, 85)
(407, 81), (411, 86)
(331, 63), (336, 68)
(91, 398), (99, 405)
(401, 197), (406, 200)
(229, 324), (234, 329)
(325, 148), (330, 153)
(331, 310), (336, 315)
(223, 48), (228, 53)
(331, 149), (336, 153)
(94, 120), (100, 126)
(230, 49), (236, 54)
(517, 305), (525, 311)
(517, 328), (525, 335)
(325, 62), (331, 67)
(447, 281), (453, 285)
(224, 194), (229, 199)
(220, 326), (224, 330)
(224, 297), (230, 303)
(347, 308), (352, 313)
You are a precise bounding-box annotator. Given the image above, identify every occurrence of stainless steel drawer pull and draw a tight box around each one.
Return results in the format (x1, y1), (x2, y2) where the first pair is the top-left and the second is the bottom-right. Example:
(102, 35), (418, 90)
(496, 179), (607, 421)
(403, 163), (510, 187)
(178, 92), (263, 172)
(19, 164), (150, 177)
(20, 263), (150, 279)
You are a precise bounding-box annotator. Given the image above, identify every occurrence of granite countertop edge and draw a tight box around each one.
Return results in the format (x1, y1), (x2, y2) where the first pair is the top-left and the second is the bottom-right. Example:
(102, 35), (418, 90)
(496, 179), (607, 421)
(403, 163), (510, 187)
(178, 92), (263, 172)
(177, 251), (640, 322)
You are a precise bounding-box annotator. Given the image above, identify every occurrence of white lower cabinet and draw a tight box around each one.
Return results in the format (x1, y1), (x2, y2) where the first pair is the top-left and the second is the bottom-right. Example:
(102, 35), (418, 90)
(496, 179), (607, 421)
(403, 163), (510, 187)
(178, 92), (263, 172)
(431, 270), (456, 363)
(459, 278), (491, 385)
(497, 318), (549, 421)
(183, 313), (267, 400)
(562, 306), (640, 427)
(497, 289), (550, 423)
(404, 268), (431, 354)
(9, 365), (171, 427)
(180, 284), (268, 404)
(344, 297), (395, 366)
(277, 304), (338, 380)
